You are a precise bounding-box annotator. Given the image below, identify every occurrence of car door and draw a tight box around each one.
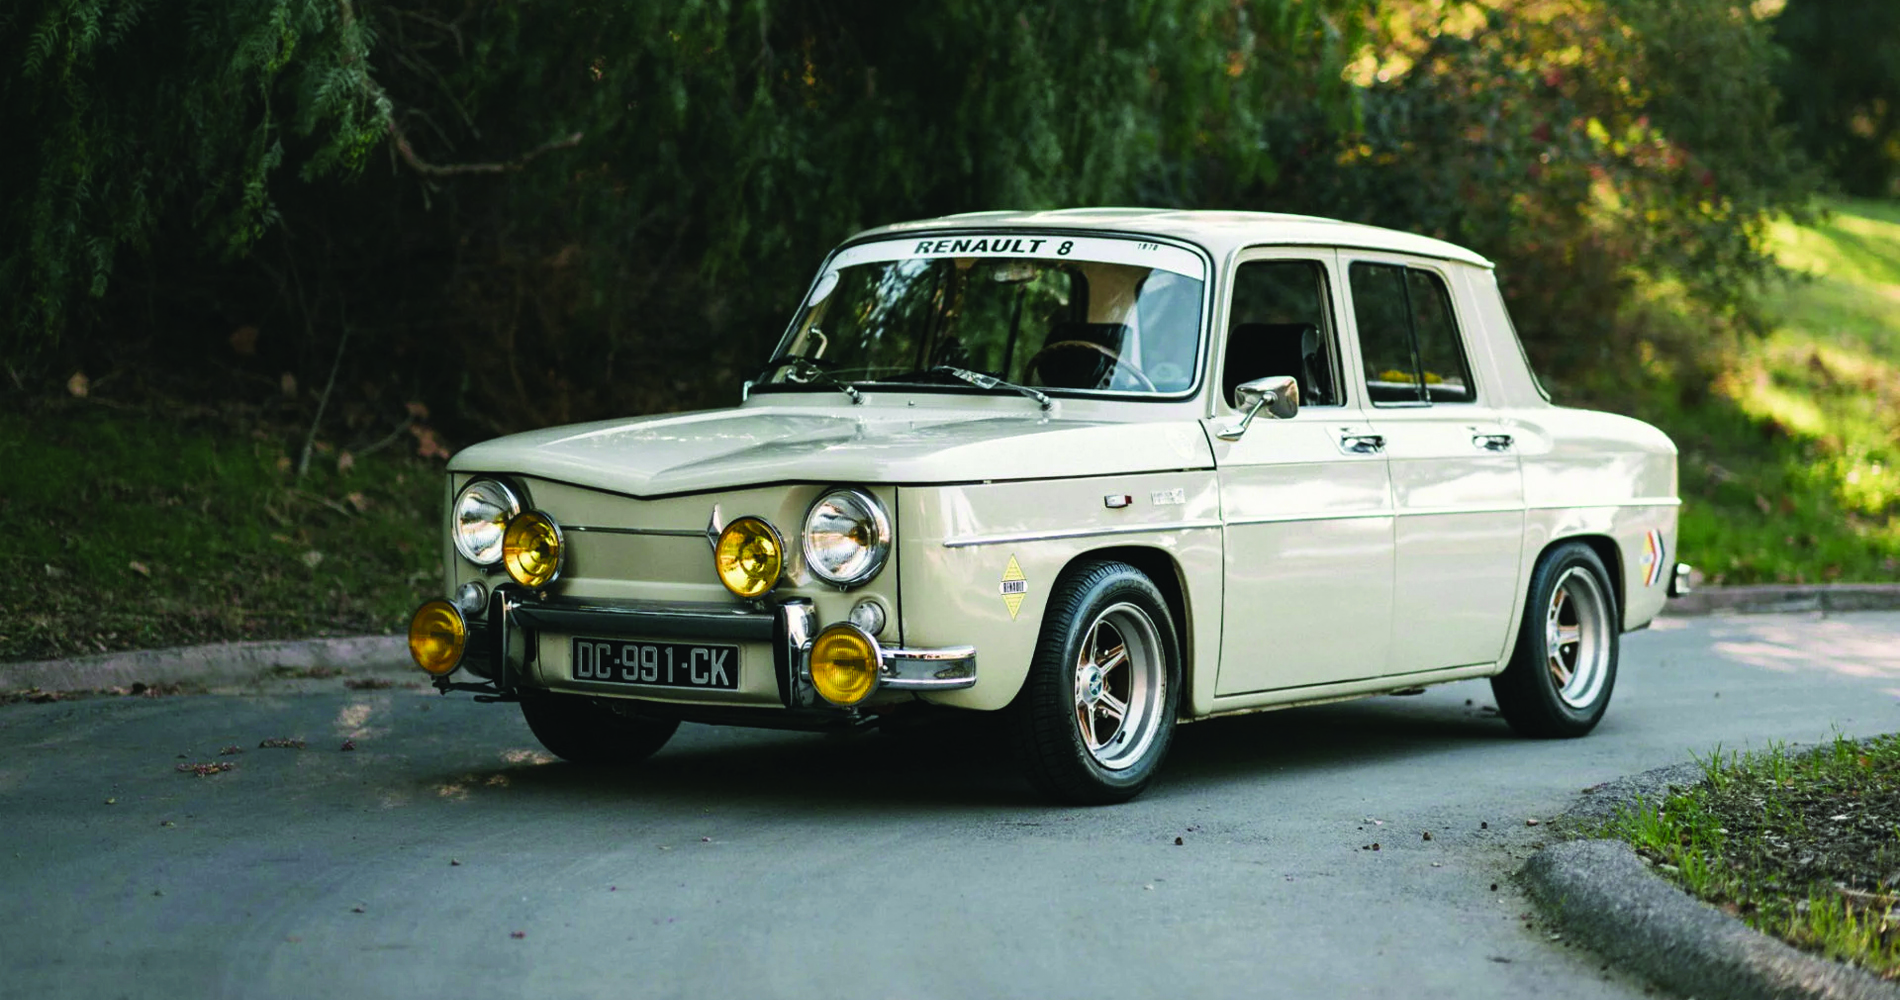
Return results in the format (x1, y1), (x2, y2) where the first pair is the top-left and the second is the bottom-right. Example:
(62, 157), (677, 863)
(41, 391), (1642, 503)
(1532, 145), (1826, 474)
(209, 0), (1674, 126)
(1206, 248), (1397, 696)
(1342, 256), (1525, 674)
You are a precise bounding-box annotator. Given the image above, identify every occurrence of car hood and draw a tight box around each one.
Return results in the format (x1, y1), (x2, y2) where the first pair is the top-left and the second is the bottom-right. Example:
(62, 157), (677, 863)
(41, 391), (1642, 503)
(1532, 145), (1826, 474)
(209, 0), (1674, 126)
(449, 403), (1215, 497)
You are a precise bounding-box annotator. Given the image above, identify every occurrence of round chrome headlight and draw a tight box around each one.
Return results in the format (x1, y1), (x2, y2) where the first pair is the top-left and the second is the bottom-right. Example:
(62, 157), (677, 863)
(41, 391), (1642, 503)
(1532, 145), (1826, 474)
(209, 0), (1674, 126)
(453, 478), (522, 566)
(802, 489), (891, 587)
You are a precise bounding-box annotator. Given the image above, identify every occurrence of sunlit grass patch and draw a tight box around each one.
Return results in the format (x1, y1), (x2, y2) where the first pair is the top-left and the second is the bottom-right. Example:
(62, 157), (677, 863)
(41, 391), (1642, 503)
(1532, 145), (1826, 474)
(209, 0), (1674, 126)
(1607, 197), (1900, 584)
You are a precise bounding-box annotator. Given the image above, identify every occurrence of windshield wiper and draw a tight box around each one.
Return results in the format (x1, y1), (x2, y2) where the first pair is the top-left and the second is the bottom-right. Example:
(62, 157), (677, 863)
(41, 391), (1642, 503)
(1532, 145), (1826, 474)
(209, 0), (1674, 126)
(923, 365), (1052, 411)
(755, 355), (862, 405)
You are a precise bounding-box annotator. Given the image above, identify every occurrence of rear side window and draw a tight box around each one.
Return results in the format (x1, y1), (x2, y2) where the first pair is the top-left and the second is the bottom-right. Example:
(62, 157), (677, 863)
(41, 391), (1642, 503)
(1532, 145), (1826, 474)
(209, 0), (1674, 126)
(1349, 262), (1475, 404)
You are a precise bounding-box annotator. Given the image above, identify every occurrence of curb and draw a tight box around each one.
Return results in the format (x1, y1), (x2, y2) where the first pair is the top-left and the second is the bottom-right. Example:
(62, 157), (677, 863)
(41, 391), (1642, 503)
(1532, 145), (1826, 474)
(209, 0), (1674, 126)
(1524, 760), (1900, 1000)
(1666, 583), (1900, 617)
(1525, 841), (1898, 1000)
(0, 635), (412, 693)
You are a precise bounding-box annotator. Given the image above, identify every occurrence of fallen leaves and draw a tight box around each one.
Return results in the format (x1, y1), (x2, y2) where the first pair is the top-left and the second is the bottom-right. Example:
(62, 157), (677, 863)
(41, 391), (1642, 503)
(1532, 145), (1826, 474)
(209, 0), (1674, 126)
(175, 761), (235, 776)
(229, 326), (259, 357)
(343, 678), (395, 691)
(410, 424), (450, 461)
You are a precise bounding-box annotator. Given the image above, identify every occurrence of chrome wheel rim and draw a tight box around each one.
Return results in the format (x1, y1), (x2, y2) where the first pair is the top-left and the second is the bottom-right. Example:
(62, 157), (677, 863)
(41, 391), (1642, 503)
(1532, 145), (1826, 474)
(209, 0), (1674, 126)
(1546, 568), (1611, 709)
(1072, 602), (1166, 771)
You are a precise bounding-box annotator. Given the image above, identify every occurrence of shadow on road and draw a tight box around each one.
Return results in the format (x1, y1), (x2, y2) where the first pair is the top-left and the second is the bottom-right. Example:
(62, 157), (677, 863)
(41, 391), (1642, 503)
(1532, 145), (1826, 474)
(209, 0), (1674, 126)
(419, 692), (1516, 813)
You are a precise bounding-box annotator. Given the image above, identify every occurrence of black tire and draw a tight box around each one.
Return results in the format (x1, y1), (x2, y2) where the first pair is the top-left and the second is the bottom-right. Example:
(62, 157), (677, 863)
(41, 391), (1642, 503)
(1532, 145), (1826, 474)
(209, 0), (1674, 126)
(518, 691), (680, 765)
(1491, 541), (1620, 738)
(1007, 560), (1182, 804)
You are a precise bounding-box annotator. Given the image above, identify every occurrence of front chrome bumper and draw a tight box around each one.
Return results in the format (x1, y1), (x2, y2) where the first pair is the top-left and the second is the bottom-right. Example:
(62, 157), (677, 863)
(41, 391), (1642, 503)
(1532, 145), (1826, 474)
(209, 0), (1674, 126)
(451, 590), (976, 710)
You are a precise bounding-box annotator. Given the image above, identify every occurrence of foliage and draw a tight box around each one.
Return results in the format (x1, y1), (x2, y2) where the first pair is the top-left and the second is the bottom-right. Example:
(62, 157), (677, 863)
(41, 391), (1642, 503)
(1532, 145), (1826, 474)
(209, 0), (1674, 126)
(0, 0), (382, 355)
(1773, 0), (1900, 198)
(0, 0), (1824, 448)
(1265, 0), (1817, 367)
(324, 0), (1376, 431)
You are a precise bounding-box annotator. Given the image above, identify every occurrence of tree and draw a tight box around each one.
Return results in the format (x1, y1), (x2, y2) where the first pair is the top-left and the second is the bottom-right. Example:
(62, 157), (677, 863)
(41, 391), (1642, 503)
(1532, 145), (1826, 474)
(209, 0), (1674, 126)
(1773, 0), (1900, 197)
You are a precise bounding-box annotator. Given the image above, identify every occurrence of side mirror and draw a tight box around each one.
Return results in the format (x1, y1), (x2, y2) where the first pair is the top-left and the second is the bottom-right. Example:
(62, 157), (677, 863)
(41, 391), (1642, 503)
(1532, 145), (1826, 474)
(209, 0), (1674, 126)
(1217, 375), (1299, 440)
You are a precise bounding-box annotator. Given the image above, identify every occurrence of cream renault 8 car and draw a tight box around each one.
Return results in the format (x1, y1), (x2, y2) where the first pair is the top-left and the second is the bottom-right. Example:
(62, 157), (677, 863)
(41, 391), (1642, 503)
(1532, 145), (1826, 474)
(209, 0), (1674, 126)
(408, 209), (1689, 803)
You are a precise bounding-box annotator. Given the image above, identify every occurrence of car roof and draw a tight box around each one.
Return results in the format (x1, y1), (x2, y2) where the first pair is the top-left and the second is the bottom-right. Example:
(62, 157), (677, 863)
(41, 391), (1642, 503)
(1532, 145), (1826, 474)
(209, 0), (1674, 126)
(849, 208), (1493, 269)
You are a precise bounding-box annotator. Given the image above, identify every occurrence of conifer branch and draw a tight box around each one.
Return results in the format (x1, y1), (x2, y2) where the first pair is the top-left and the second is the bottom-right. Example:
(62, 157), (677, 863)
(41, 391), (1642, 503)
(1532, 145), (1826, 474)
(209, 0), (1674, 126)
(336, 0), (581, 178)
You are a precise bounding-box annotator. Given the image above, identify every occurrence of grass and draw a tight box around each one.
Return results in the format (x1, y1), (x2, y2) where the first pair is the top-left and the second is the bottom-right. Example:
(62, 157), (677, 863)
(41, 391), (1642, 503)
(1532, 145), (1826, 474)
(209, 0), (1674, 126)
(1600, 197), (1900, 585)
(0, 399), (442, 663)
(1602, 735), (1900, 979)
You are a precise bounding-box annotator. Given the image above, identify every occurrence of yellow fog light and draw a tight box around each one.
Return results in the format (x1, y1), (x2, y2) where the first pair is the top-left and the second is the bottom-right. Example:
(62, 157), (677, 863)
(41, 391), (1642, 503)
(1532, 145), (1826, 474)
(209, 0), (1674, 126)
(809, 623), (881, 706)
(502, 509), (565, 588)
(714, 516), (784, 599)
(408, 599), (468, 676)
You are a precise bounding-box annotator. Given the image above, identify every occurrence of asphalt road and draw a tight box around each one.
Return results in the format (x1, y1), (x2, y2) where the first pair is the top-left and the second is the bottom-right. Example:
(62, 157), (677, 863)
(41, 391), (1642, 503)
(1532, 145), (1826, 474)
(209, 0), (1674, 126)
(5, 612), (1899, 1000)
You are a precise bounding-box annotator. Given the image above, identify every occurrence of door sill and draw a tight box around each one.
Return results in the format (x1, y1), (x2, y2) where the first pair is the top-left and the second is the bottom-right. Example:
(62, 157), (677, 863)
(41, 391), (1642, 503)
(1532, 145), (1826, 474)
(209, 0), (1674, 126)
(1197, 662), (1499, 720)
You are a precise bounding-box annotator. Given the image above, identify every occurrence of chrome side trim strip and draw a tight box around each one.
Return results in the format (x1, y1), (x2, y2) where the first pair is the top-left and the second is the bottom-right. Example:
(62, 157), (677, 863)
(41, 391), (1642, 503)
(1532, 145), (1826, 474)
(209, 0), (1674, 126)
(1394, 504), (1525, 517)
(941, 519), (1223, 549)
(880, 645), (978, 691)
(565, 525), (707, 537)
(1526, 497), (1682, 510)
(1224, 510), (1393, 527)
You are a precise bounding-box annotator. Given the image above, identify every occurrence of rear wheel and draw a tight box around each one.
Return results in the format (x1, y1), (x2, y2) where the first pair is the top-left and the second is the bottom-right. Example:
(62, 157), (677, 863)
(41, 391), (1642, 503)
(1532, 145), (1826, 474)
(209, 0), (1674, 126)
(1008, 561), (1181, 804)
(518, 691), (680, 765)
(1491, 542), (1619, 738)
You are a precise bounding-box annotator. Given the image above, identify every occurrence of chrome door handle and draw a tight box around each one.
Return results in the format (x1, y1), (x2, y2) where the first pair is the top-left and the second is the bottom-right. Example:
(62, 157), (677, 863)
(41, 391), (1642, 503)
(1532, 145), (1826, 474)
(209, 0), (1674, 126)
(1472, 433), (1514, 452)
(1340, 434), (1386, 454)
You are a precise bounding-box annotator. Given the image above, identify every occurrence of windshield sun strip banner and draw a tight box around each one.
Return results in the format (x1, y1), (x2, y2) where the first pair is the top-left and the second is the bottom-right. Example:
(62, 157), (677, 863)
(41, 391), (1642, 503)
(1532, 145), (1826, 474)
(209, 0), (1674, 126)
(826, 234), (1207, 282)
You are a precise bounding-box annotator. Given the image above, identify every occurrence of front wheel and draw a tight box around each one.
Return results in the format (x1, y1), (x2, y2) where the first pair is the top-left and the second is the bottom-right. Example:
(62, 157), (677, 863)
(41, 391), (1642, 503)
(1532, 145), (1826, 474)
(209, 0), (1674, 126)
(1008, 561), (1181, 804)
(1491, 541), (1620, 738)
(518, 691), (680, 765)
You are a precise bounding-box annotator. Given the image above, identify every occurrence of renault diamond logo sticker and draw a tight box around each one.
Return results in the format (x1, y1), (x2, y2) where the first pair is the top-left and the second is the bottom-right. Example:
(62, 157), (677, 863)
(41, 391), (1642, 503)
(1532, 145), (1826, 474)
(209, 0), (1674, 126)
(1000, 555), (1028, 620)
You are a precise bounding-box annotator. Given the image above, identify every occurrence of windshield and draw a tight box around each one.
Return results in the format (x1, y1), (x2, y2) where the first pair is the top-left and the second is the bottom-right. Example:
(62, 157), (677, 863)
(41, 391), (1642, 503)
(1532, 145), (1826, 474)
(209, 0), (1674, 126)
(762, 235), (1207, 396)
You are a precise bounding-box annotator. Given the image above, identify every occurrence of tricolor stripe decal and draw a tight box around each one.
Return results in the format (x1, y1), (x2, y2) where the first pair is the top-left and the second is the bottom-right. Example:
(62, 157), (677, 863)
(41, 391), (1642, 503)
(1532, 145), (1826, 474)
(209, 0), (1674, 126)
(1640, 529), (1668, 588)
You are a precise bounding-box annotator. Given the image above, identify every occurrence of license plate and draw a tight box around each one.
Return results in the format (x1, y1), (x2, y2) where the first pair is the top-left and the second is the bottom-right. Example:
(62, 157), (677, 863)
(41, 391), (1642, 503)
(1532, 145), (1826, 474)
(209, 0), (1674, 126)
(569, 637), (739, 690)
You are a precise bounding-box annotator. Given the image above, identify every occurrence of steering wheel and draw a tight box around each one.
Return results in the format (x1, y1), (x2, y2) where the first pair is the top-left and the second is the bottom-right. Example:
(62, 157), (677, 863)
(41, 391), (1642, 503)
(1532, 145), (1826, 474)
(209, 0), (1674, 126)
(1027, 340), (1158, 392)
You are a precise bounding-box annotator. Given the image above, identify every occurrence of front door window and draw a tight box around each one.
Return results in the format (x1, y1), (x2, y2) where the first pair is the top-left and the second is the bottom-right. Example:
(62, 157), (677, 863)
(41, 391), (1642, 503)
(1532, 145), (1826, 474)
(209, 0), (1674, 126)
(1222, 260), (1344, 408)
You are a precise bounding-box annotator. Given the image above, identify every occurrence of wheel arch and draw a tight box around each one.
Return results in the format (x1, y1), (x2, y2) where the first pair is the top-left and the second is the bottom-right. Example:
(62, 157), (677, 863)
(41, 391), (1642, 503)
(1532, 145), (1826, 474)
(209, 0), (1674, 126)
(1540, 532), (1625, 622)
(1061, 544), (1194, 709)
